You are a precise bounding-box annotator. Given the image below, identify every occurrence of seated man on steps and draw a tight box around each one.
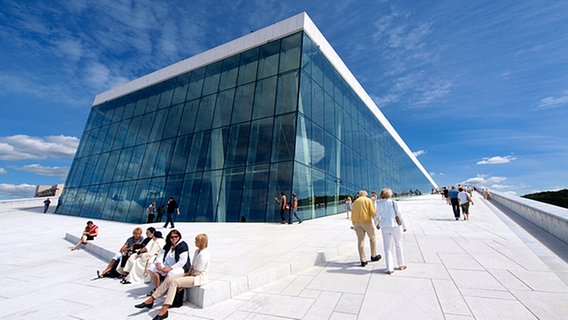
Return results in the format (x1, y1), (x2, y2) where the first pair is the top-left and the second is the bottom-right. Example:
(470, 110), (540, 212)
(97, 227), (145, 278)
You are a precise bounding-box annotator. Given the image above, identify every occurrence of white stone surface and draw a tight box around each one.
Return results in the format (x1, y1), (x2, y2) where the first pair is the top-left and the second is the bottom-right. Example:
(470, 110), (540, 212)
(0, 193), (567, 319)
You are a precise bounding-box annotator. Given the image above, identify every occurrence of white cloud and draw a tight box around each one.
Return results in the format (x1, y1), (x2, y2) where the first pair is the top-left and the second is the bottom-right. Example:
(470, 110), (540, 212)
(463, 175), (507, 185)
(536, 90), (568, 109)
(0, 168), (7, 174)
(15, 164), (69, 179)
(477, 155), (516, 165)
(0, 135), (79, 161)
(0, 183), (36, 199)
(413, 150), (425, 157)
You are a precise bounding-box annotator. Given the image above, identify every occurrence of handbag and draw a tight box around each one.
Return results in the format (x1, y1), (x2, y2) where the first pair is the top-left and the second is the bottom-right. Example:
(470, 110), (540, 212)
(171, 288), (185, 308)
(393, 202), (402, 226)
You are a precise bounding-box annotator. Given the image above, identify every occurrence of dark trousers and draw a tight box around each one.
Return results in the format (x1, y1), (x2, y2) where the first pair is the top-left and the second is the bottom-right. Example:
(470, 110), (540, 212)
(164, 213), (175, 228)
(450, 198), (460, 218)
(288, 209), (302, 224)
(280, 208), (287, 222)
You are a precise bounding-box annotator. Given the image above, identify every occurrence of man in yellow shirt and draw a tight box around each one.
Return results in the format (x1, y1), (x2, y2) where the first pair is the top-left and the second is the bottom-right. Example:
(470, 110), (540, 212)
(352, 190), (381, 267)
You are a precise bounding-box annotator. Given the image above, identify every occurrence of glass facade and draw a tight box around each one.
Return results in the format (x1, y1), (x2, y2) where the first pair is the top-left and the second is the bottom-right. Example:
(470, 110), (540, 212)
(58, 31), (435, 223)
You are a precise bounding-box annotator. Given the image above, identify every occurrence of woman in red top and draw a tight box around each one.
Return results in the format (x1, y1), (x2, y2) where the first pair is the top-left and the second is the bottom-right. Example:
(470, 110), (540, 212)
(71, 221), (99, 251)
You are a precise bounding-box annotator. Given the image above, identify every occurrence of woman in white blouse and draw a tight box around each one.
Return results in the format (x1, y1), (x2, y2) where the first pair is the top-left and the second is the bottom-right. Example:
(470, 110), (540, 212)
(136, 233), (210, 320)
(374, 188), (408, 275)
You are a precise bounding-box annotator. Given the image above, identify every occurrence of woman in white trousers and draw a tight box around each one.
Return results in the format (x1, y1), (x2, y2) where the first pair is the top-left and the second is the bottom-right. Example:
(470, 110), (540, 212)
(136, 233), (210, 320)
(374, 188), (408, 274)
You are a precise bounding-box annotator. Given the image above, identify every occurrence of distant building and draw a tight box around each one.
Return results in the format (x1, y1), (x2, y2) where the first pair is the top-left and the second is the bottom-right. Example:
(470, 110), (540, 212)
(58, 12), (437, 223)
(35, 184), (64, 197)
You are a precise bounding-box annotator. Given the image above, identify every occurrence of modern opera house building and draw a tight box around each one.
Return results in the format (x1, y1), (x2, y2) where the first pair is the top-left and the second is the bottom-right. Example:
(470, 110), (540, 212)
(57, 13), (437, 223)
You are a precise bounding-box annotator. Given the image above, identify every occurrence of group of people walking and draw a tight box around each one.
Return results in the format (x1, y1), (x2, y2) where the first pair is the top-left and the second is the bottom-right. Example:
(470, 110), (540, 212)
(444, 185), (474, 220)
(351, 188), (408, 274)
(275, 192), (302, 224)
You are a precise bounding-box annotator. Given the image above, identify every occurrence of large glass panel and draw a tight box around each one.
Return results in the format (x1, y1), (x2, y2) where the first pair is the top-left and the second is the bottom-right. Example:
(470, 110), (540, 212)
(136, 112), (156, 145)
(181, 172), (202, 221)
(271, 113), (296, 163)
(312, 168), (326, 218)
(133, 91), (148, 117)
(294, 115), (311, 166)
(247, 117), (273, 165)
(122, 100), (136, 120)
(145, 86), (161, 114)
(324, 93), (335, 135)
(206, 127), (229, 170)
(257, 41), (280, 79)
(267, 162), (293, 221)
(186, 131), (210, 173)
(171, 73), (190, 105)
(126, 145), (145, 180)
(195, 170), (223, 222)
(179, 100), (199, 135)
(231, 83), (255, 124)
(162, 104), (183, 139)
(225, 123), (250, 168)
(138, 142), (160, 179)
(102, 152), (120, 183)
(124, 116), (142, 147)
(279, 32), (302, 73)
(194, 94), (217, 132)
(311, 124), (325, 172)
(102, 123), (117, 152)
(158, 79), (176, 109)
(241, 164), (269, 222)
(298, 71), (312, 119)
(323, 59), (334, 96)
(292, 162), (314, 220)
(218, 167), (245, 222)
(112, 102), (125, 123)
(152, 138), (174, 177)
(149, 109), (167, 142)
(311, 83), (324, 128)
(275, 70), (299, 115)
(163, 174), (184, 209)
(114, 147), (133, 181)
(219, 55), (239, 91)
(187, 67), (206, 100)
(212, 88), (235, 128)
(169, 135), (192, 175)
(301, 33), (314, 78)
(252, 76), (276, 120)
(202, 61), (222, 96)
(325, 133), (339, 178)
(91, 152), (108, 185)
(237, 47), (259, 85)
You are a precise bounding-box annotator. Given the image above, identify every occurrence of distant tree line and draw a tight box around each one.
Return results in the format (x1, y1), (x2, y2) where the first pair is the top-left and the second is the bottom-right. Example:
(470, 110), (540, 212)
(522, 189), (568, 209)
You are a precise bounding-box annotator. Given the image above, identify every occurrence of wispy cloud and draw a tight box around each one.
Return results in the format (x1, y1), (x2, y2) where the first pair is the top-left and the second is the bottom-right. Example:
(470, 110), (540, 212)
(535, 90), (568, 109)
(463, 175), (507, 185)
(413, 150), (426, 157)
(366, 6), (449, 108)
(477, 155), (516, 165)
(15, 164), (69, 179)
(0, 135), (78, 161)
(0, 168), (7, 174)
(0, 183), (36, 199)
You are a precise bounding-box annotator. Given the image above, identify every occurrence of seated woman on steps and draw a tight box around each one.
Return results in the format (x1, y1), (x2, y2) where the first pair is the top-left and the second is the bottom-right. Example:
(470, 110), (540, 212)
(144, 229), (191, 297)
(135, 233), (210, 320)
(71, 221), (99, 251)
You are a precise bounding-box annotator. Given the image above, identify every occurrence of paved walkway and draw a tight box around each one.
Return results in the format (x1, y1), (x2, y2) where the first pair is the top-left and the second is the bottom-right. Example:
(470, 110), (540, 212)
(0, 193), (567, 319)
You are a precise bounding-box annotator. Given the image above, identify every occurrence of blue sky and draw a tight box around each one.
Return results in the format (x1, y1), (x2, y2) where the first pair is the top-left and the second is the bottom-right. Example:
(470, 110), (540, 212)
(1, 0), (567, 199)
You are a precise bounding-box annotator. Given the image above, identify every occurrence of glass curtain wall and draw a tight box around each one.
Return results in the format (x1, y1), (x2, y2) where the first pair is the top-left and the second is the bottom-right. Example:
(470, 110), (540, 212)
(58, 30), (434, 224)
